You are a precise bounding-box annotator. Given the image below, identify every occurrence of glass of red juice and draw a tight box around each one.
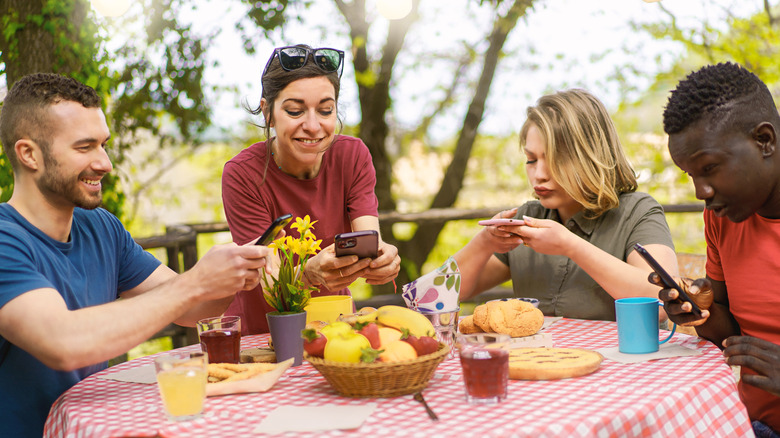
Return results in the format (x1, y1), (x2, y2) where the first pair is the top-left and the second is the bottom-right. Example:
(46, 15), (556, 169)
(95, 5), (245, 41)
(197, 316), (241, 363)
(457, 333), (510, 404)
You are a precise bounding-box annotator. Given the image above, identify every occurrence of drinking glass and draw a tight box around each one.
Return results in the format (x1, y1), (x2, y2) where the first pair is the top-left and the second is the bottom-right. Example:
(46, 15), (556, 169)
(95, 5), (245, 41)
(197, 315), (241, 363)
(457, 333), (510, 404)
(419, 307), (460, 359)
(154, 352), (208, 421)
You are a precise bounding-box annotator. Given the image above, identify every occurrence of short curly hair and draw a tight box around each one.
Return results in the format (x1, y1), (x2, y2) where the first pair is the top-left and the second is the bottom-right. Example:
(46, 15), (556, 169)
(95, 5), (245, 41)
(0, 73), (100, 170)
(663, 62), (777, 135)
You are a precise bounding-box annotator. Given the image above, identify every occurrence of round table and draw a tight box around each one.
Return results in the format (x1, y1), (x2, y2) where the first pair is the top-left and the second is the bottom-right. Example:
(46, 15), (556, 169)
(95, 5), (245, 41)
(44, 318), (754, 437)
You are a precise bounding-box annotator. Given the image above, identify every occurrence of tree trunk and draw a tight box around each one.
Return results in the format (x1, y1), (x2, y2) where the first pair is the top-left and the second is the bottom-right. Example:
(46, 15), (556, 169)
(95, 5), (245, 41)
(0, 0), (91, 87)
(336, 0), (419, 216)
(400, 0), (535, 275)
(336, 0), (420, 293)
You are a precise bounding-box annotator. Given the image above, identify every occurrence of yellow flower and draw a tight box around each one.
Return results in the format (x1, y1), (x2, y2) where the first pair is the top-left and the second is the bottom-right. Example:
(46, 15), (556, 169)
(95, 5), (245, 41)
(261, 216), (320, 314)
(291, 215), (316, 236)
(301, 238), (322, 256)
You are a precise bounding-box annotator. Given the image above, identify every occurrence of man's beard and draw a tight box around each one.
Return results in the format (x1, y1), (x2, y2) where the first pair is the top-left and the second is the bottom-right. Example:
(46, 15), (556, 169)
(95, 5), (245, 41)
(38, 152), (103, 210)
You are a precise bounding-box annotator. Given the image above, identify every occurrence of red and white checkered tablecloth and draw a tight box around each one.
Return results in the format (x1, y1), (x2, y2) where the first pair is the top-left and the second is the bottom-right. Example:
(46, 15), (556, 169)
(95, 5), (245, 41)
(44, 318), (754, 438)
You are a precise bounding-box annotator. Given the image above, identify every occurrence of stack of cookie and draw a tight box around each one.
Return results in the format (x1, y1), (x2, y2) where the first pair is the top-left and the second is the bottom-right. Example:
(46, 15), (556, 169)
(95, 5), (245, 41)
(207, 362), (277, 383)
(459, 299), (543, 338)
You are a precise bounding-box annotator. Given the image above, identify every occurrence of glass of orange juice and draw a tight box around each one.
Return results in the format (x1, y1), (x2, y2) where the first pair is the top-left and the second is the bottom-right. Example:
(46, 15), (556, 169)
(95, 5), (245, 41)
(154, 351), (208, 421)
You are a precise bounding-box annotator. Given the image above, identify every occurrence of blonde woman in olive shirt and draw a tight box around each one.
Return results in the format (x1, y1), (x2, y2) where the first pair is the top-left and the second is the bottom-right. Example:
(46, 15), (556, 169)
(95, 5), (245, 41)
(455, 89), (677, 321)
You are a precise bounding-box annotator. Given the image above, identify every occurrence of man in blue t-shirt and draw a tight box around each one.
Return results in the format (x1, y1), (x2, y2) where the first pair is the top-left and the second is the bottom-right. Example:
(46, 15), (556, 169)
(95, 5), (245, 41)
(0, 73), (273, 437)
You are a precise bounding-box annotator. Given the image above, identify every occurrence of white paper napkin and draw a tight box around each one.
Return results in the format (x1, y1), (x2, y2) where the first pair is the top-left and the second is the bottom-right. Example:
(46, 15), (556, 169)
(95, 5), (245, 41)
(596, 342), (702, 364)
(542, 316), (562, 330)
(253, 404), (377, 434)
(97, 364), (156, 384)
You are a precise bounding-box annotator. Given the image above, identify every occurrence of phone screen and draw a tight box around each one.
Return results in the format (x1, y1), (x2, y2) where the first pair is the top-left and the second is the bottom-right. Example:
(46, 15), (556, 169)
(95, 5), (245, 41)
(634, 243), (702, 317)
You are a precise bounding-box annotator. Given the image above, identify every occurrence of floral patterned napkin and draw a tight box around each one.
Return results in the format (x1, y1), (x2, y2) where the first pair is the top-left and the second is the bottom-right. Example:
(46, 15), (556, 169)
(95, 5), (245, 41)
(402, 257), (460, 313)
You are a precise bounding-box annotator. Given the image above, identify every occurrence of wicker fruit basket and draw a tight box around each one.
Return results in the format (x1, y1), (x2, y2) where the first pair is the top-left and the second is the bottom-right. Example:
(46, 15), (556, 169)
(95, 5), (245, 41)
(305, 344), (450, 398)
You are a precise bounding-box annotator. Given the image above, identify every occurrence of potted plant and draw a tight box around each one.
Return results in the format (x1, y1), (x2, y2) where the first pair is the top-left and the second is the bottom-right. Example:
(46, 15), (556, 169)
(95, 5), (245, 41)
(262, 215), (321, 366)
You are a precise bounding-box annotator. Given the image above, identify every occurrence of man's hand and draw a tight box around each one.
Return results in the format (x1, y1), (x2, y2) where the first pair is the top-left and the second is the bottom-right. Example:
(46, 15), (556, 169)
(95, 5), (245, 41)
(723, 336), (780, 397)
(188, 243), (271, 300)
(649, 274), (713, 326)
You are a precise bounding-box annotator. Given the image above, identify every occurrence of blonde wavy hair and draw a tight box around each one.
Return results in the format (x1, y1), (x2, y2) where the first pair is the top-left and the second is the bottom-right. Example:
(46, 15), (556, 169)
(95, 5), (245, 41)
(519, 89), (637, 218)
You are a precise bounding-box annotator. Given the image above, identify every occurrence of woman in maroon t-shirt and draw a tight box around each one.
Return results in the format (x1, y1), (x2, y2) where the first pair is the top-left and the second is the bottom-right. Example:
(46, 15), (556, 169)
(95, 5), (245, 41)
(221, 45), (400, 334)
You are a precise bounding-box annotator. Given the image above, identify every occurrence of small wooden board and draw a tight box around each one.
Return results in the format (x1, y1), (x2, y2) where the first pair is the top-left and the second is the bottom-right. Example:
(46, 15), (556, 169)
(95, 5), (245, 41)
(240, 347), (276, 363)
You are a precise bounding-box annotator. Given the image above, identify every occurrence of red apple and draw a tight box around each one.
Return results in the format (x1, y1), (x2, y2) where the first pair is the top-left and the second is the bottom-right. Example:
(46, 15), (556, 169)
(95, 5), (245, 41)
(301, 328), (327, 358)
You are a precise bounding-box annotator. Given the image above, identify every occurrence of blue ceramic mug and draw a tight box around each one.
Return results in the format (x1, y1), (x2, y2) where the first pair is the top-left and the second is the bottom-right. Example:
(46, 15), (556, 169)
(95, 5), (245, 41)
(615, 297), (676, 354)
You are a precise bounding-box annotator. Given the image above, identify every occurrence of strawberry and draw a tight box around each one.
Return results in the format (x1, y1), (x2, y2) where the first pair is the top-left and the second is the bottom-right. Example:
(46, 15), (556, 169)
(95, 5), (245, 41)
(403, 332), (439, 356)
(301, 328), (327, 358)
(355, 322), (381, 349)
(415, 336), (440, 356)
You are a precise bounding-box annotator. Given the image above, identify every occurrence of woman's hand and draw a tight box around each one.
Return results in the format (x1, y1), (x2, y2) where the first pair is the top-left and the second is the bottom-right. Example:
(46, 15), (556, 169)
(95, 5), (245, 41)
(303, 244), (371, 291)
(515, 215), (578, 256)
(362, 240), (401, 285)
(479, 208), (525, 253)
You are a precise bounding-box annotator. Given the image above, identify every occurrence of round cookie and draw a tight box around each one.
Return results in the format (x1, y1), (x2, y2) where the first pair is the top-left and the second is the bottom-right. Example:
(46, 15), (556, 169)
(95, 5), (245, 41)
(487, 300), (544, 337)
(509, 347), (603, 380)
(458, 315), (482, 334)
(472, 303), (492, 332)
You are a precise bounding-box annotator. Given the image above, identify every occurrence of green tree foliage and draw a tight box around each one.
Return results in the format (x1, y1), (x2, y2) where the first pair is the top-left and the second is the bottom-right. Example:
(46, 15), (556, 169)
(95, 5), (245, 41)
(0, 0), (113, 205)
(637, 3), (780, 88)
(0, 0), (215, 219)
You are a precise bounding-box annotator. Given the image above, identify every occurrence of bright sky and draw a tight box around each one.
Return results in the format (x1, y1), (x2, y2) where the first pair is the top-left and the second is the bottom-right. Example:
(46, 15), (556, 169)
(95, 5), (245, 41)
(103, 0), (765, 142)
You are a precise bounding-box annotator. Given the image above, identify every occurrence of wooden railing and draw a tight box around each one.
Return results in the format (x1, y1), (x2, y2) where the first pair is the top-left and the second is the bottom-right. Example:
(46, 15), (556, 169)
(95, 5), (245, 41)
(135, 203), (705, 349)
(135, 203), (705, 272)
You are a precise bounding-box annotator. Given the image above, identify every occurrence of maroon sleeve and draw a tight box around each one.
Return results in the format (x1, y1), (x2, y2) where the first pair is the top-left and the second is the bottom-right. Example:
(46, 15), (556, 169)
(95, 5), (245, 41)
(221, 160), (273, 245)
(346, 140), (379, 220)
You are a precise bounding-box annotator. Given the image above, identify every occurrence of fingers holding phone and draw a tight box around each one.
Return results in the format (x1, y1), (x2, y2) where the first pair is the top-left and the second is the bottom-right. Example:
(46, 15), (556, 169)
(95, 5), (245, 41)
(649, 273), (713, 326)
(304, 244), (371, 291)
(363, 241), (401, 285)
(478, 210), (524, 251)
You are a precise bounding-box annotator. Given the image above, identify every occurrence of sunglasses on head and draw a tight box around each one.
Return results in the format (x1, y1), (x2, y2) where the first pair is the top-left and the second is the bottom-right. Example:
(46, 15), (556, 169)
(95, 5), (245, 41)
(262, 46), (345, 78)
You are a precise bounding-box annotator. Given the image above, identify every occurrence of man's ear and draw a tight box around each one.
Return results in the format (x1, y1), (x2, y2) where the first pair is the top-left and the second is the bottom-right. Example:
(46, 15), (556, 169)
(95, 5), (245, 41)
(14, 139), (42, 171)
(753, 122), (777, 157)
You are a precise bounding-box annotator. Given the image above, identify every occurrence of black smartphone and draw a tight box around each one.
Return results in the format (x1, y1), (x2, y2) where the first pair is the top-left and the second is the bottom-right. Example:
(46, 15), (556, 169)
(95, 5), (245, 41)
(335, 230), (379, 259)
(256, 214), (293, 246)
(634, 243), (703, 317)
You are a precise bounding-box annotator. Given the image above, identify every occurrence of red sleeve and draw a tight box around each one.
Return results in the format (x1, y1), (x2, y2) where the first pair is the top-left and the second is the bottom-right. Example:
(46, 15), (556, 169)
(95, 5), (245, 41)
(704, 209), (725, 281)
(345, 141), (379, 220)
(221, 160), (273, 245)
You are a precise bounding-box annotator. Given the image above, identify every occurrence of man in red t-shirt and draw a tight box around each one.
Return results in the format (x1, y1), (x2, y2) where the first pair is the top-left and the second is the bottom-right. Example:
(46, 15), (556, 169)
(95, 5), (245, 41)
(657, 62), (780, 437)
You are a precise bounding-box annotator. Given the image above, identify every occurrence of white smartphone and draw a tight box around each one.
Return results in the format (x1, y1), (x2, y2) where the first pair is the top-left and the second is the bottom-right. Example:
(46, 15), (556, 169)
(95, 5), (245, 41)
(478, 218), (524, 226)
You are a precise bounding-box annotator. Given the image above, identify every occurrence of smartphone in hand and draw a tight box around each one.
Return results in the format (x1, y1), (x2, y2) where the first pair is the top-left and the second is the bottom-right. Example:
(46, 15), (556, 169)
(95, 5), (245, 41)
(634, 243), (703, 317)
(478, 218), (524, 226)
(256, 214), (293, 246)
(335, 230), (379, 259)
